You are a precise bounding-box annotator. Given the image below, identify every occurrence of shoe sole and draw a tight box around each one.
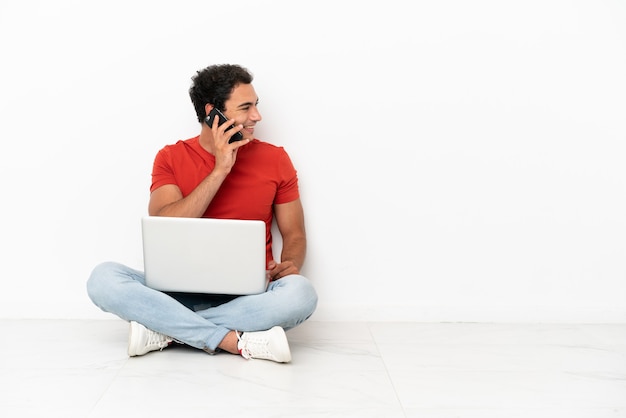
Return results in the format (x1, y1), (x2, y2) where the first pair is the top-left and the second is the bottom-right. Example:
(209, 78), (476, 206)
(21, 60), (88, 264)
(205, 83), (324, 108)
(127, 321), (143, 357)
(269, 326), (291, 363)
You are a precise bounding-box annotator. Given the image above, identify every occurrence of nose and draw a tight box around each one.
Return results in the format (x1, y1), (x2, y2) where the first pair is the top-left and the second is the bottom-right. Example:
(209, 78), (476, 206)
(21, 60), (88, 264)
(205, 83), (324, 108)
(250, 106), (262, 122)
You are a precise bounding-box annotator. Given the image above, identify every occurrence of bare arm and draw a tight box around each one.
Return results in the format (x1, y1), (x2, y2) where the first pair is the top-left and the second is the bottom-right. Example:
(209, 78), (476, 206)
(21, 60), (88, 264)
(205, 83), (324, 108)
(268, 198), (307, 280)
(148, 171), (228, 217)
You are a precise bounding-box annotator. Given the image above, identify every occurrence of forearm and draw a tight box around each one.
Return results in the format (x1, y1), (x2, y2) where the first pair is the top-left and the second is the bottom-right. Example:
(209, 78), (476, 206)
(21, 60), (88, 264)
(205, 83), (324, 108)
(150, 169), (228, 218)
(280, 235), (306, 272)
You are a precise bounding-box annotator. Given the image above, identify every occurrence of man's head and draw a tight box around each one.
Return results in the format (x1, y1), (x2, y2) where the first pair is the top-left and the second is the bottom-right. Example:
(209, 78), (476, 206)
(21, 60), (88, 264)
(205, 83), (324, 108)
(189, 64), (254, 123)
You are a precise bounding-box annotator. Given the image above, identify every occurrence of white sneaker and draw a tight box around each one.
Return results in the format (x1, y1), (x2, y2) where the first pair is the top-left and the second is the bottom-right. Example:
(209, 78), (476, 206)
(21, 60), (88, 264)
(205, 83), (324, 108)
(237, 326), (291, 363)
(128, 321), (173, 357)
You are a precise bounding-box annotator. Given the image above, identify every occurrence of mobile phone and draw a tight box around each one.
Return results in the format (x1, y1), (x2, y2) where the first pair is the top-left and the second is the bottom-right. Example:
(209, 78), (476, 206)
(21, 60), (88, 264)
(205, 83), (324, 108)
(204, 108), (244, 143)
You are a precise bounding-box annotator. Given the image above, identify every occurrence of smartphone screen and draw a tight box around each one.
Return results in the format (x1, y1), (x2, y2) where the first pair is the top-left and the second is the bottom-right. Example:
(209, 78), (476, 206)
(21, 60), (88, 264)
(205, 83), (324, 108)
(204, 108), (244, 143)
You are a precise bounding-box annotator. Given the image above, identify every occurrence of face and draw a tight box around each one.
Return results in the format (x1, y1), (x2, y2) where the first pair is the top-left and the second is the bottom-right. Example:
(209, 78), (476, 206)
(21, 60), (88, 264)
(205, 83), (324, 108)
(222, 83), (262, 140)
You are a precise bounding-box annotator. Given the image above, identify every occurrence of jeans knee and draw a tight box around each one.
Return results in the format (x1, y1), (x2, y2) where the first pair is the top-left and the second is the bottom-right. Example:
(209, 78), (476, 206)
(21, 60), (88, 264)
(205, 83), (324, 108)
(287, 275), (318, 321)
(86, 261), (121, 306)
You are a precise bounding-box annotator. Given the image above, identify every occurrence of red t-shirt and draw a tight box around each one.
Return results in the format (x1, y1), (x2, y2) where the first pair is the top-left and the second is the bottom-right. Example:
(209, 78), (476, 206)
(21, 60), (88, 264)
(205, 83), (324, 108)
(150, 136), (300, 263)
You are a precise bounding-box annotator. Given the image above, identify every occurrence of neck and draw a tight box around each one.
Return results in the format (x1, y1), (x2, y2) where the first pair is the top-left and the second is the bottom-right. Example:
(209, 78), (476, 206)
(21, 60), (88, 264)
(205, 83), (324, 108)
(198, 127), (216, 155)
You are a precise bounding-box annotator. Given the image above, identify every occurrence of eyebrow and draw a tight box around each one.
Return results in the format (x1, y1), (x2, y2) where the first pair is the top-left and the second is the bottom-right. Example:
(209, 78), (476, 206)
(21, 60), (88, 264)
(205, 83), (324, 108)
(236, 98), (259, 110)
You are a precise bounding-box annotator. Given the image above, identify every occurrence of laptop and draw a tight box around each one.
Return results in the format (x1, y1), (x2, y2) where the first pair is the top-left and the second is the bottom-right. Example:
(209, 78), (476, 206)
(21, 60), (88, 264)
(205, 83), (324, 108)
(141, 216), (268, 295)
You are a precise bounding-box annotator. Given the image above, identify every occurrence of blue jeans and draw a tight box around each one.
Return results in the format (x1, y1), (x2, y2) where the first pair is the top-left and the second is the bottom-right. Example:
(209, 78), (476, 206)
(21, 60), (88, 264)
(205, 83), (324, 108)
(86, 261), (318, 351)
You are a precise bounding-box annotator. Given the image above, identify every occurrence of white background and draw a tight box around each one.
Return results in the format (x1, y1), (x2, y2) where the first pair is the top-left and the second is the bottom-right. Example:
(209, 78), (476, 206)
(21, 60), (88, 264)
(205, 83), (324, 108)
(1, 0), (624, 322)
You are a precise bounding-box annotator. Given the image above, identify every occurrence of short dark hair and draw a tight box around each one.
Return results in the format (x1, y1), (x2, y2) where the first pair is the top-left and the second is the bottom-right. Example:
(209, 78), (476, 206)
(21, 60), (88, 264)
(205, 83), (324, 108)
(189, 64), (254, 123)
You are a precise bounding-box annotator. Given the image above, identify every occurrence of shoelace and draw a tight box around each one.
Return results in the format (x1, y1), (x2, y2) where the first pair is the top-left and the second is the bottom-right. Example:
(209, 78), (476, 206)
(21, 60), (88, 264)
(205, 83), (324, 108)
(238, 331), (272, 360)
(147, 329), (171, 350)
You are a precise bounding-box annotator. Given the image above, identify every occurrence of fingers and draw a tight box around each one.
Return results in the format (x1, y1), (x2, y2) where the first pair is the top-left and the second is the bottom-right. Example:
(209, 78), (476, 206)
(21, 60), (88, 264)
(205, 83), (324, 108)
(268, 261), (299, 281)
(211, 116), (244, 146)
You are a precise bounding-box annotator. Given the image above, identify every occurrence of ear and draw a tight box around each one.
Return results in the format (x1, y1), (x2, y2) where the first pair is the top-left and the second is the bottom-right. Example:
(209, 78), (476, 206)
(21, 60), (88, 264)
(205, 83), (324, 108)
(204, 103), (214, 117)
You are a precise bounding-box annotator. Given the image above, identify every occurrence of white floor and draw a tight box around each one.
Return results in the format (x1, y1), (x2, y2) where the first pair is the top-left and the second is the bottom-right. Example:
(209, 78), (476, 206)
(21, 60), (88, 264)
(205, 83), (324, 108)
(0, 319), (625, 417)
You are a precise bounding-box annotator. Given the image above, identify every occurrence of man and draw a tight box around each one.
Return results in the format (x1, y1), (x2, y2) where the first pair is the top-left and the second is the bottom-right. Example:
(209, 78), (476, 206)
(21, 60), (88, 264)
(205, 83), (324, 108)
(87, 64), (318, 363)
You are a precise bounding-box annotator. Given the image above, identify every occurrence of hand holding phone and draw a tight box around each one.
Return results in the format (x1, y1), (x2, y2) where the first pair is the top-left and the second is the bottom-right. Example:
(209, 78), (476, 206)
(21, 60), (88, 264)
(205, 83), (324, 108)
(204, 108), (244, 143)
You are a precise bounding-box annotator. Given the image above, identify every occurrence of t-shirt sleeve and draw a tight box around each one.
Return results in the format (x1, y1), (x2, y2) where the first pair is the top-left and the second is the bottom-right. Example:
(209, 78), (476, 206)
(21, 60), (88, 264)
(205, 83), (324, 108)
(150, 146), (176, 193)
(274, 148), (300, 204)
